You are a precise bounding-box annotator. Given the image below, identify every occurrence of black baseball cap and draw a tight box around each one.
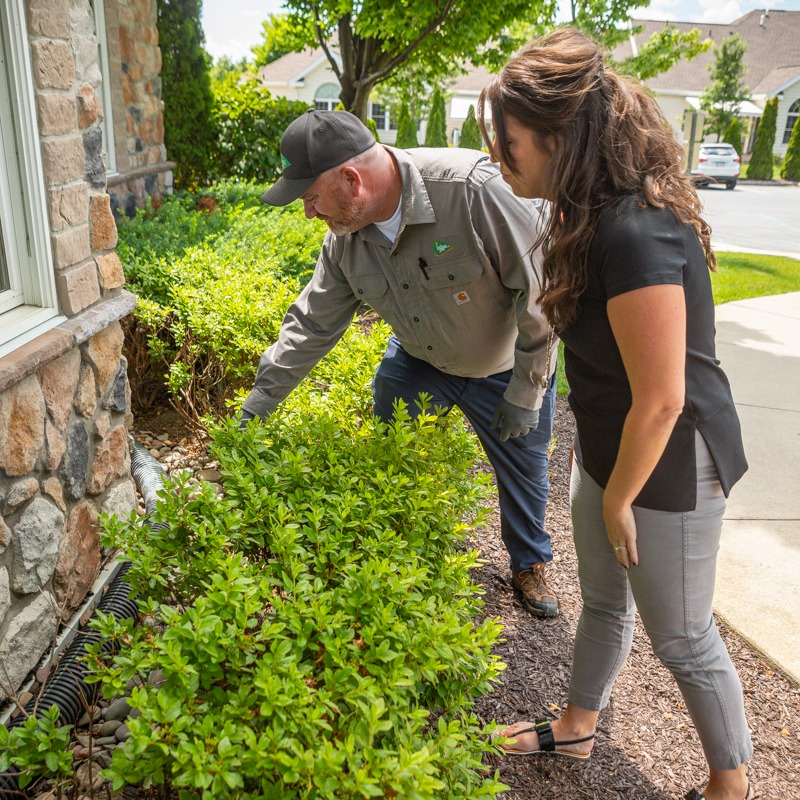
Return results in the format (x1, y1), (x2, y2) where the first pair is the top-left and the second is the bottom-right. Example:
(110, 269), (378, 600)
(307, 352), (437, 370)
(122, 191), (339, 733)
(261, 109), (377, 206)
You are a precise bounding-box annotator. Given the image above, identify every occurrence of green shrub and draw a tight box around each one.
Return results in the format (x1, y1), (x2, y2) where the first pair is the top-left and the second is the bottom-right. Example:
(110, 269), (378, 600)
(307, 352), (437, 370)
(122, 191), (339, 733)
(424, 87), (448, 148)
(459, 105), (482, 151)
(395, 101), (419, 149)
(0, 707), (74, 792)
(211, 72), (308, 183)
(722, 116), (743, 156)
(780, 115), (800, 181)
(116, 181), (325, 418)
(157, 0), (216, 189)
(94, 394), (506, 798)
(747, 96), (778, 179)
(365, 116), (381, 143)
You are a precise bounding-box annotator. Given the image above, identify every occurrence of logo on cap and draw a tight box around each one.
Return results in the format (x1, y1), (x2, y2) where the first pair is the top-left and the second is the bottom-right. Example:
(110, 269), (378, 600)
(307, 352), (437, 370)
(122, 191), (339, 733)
(281, 154), (291, 170)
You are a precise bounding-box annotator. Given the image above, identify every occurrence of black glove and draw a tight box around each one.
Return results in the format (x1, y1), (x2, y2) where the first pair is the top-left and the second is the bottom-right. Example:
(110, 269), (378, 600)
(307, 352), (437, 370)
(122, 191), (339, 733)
(238, 409), (258, 430)
(491, 398), (540, 441)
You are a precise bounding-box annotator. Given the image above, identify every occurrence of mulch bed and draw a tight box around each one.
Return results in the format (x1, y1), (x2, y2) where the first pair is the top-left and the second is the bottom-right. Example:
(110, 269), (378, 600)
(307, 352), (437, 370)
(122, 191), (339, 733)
(124, 398), (800, 799)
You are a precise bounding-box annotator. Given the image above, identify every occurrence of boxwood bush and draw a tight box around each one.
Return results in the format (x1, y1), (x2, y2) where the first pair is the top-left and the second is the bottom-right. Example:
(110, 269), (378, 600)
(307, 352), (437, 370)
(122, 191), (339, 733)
(117, 180), (325, 419)
(93, 396), (506, 798)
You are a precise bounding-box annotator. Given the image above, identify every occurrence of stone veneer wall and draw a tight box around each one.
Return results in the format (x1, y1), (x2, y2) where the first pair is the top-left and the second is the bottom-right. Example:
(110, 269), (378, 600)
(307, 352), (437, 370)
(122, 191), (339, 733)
(102, 0), (174, 217)
(0, 0), (145, 701)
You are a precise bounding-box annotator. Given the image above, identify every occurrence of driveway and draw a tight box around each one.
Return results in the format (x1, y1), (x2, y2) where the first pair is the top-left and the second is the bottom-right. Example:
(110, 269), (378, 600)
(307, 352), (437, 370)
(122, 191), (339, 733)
(698, 182), (800, 258)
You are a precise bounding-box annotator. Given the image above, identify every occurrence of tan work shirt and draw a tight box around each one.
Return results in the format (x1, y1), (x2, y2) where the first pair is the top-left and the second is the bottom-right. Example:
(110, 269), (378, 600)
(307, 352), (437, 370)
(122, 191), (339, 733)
(243, 146), (555, 417)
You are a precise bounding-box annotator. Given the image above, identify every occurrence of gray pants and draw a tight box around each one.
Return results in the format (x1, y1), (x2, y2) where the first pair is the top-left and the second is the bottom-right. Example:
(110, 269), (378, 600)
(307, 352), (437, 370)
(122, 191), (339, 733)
(569, 432), (753, 770)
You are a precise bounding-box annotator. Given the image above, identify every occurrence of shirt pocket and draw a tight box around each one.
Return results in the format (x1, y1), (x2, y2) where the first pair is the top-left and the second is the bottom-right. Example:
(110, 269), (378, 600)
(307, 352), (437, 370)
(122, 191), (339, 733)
(351, 272), (390, 300)
(423, 257), (483, 290)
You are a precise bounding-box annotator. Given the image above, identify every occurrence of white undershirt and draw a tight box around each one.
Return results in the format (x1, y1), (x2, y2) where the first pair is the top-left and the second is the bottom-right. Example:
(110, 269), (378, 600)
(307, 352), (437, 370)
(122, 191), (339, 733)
(373, 199), (403, 243)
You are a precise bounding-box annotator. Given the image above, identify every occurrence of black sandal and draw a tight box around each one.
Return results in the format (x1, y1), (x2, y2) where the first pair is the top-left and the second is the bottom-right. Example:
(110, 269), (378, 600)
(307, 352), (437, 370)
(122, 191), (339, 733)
(500, 718), (594, 760)
(685, 782), (753, 800)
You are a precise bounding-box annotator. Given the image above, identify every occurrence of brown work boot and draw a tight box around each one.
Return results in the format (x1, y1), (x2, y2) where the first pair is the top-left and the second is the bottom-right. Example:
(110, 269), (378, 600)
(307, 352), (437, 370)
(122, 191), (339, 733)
(511, 563), (559, 618)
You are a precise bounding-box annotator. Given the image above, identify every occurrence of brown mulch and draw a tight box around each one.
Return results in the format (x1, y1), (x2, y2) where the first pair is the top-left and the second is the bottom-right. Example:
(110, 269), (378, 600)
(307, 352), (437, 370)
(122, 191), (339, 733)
(127, 398), (800, 799)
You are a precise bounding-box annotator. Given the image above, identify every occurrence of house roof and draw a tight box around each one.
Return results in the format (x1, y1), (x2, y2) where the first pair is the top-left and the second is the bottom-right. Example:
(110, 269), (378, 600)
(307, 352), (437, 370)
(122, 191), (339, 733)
(613, 9), (800, 97)
(258, 47), (340, 86)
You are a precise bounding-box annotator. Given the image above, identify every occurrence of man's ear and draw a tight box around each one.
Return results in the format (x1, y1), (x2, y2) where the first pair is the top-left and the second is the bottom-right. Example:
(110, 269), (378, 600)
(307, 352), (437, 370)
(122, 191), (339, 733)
(339, 165), (363, 196)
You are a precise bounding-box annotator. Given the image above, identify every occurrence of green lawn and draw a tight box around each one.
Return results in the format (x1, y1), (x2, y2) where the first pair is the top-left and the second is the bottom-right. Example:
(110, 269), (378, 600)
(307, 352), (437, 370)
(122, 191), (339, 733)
(712, 250), (800, 304)
(555, 250), (800, 395)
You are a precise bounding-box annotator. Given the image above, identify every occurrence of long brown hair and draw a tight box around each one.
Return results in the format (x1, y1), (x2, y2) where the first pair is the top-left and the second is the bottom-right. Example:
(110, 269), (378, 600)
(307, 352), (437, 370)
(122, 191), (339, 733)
(478, 27), (715, 328)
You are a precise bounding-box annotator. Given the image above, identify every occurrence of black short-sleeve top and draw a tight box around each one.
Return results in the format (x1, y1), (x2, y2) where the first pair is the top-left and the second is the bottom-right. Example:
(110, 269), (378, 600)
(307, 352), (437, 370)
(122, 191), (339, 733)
(559, 196), (747, 512)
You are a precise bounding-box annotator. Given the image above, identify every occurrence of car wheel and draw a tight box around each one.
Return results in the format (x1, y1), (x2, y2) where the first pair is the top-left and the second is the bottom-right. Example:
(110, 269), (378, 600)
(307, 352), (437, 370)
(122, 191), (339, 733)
(725, 179), (737, 190)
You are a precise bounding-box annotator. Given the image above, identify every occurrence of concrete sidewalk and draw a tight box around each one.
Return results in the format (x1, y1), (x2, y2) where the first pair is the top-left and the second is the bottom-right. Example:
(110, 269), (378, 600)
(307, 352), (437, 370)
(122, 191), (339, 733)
(713, 291), (800, 685)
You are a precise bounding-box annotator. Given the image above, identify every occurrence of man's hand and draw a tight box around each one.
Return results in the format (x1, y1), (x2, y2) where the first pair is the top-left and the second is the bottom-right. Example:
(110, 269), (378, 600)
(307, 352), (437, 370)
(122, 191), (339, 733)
(238, 409), (258, 430)
(491, 398), (540, 441)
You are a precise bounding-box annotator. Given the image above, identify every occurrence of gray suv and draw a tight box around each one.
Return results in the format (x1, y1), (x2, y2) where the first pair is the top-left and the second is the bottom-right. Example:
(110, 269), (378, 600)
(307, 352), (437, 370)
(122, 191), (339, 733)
(691, 143), (740, 190)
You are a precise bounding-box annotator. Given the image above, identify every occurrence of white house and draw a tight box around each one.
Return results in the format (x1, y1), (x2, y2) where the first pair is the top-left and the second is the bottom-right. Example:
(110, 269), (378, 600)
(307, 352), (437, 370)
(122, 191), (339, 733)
(613, 9), (800, 157)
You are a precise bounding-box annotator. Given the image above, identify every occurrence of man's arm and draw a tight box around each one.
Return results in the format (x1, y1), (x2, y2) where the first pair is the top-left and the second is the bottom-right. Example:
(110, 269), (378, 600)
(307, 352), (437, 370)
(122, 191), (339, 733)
(241, 241), (361, 418)
(468, 166), (555, 411)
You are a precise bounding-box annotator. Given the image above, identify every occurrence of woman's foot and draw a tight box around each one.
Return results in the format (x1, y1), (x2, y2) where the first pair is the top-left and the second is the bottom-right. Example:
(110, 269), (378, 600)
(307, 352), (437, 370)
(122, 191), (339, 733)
(685, 778), (753, 800)
(497, 718), (595, 759)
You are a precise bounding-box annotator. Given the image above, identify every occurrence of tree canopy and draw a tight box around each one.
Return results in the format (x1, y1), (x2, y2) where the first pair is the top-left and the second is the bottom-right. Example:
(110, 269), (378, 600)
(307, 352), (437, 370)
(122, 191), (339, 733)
(747, 96), (777, 180)
(279, 0), (559, 118)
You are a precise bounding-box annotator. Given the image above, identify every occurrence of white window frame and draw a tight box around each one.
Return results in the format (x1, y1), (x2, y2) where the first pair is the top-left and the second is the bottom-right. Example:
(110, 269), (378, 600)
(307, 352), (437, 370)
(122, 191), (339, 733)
(783, 98), (800, 146)
(0, 0), (61, 358)
(91, 0), (117, 175)
(314, 82), (340, 112)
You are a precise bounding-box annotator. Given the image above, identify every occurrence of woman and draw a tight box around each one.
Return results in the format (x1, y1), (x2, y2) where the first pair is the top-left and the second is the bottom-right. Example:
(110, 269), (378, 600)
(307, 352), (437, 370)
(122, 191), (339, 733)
(478, 27), (754, 800)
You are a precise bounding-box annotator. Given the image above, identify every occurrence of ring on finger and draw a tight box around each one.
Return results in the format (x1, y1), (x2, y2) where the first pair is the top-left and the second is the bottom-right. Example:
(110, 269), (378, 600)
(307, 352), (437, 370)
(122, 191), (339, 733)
(613, 545), (627, 552)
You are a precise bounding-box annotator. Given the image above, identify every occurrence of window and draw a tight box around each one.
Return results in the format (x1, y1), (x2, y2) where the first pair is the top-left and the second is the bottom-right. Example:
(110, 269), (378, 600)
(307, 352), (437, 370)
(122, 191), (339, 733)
(783, 98), (800, 145)
(0, 0), (60, 355)
(369, 102), (397, 131)
(314, 82), (341, 112)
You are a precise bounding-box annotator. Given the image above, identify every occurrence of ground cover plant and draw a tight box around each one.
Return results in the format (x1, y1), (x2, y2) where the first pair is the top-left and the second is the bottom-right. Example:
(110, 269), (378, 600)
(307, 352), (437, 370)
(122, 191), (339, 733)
(91, 393), (507, 798)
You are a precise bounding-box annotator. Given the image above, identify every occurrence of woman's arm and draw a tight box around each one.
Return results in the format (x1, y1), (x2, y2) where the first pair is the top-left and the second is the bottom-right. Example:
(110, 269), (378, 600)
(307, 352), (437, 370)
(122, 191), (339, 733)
(604, 283), (686, 567)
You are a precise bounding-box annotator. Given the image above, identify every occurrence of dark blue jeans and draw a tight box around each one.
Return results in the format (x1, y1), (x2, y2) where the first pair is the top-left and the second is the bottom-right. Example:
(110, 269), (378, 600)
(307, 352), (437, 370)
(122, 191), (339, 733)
(372, 336), (555, 570)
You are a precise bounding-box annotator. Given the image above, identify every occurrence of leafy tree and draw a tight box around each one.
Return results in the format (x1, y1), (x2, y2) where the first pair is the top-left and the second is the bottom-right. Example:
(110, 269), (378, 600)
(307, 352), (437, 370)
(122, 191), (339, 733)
(748, 96), (778, 180)
(507, 0), (710, 81)
(459, 104), (482, 150)
(424, 86), (448, 148)
(279, 0), (560, 119)
(723, 116), (743, 155)
(700, 34), (751, 141)
(780, 115), (800, 181)
(211, 72), (308, 183)
(394, 100), (419, 149)
(251, 13), (315, 67)
(209, 55), (247, 83)
(157, 0), (217, 189)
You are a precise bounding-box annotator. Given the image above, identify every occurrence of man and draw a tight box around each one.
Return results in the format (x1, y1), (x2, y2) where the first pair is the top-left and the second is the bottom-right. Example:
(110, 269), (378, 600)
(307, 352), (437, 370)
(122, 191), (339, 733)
(241, 109), (559, 617)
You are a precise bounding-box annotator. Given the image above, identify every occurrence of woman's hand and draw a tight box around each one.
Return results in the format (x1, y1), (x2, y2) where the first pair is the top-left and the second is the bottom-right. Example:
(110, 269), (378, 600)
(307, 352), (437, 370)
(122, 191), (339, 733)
(603, 495), (639, 568)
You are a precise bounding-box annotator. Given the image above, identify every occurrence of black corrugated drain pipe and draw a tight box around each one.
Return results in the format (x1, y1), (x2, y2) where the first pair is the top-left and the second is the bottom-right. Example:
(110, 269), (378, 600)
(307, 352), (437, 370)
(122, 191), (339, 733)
(0, 438), (166, 798)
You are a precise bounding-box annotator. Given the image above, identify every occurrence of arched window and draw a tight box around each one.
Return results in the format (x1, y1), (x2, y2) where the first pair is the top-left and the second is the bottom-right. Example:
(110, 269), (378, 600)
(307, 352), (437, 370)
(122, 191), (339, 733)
(314, 83), (341, 112)
(783, 98), (800, 145)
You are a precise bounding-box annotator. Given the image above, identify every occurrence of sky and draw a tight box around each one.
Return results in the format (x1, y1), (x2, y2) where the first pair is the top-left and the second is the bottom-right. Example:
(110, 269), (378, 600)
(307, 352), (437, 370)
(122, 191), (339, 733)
(201, 0), (800, 62)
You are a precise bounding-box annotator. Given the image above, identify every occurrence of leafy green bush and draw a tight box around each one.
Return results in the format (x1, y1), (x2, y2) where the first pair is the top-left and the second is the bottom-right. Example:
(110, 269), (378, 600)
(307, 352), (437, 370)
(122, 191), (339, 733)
(93, 393), (506, 798)
(116, 181), (324, 418)
(747, 96), (777, 179)
(424, 87), (448, 148)
(459, 105), (482, 151)
(780, 115), (800, 181)
(722, 116), (743, 156)
(395, 100), (419, 149)
(158, 0), (217, 188)
(211, 72), (308, 183)
(0, 707), (74, 792)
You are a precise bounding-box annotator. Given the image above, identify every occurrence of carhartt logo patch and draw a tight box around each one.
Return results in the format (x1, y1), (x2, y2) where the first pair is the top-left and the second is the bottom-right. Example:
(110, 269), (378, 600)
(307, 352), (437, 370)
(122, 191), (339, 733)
(281, 154), (291, 170)
(433, 241), (452, 256)
(453, 291), (471, 305)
